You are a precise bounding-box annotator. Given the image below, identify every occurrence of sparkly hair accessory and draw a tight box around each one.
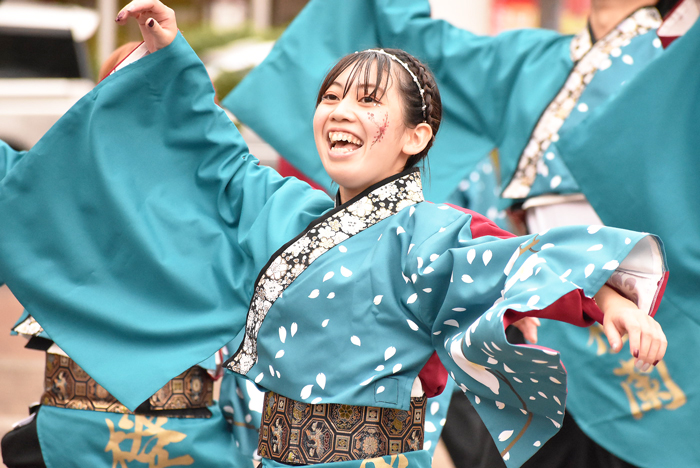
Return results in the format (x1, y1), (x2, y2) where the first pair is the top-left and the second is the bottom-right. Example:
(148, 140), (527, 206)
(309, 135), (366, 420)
(357, 49), (427, 120)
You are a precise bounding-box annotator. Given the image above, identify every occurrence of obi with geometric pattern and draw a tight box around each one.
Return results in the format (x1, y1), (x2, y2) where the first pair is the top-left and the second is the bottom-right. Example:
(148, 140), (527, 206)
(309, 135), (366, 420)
(258, 391), (426, 465)
(42, 354), (213, 418)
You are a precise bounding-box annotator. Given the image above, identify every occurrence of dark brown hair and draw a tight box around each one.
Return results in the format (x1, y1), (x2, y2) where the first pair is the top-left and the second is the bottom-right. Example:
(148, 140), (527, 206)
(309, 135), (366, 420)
(316, 48), (442, 170)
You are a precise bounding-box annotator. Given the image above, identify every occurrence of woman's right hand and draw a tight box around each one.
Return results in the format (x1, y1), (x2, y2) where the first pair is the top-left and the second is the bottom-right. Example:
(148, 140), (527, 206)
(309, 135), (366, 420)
(115, 0), (178, 53)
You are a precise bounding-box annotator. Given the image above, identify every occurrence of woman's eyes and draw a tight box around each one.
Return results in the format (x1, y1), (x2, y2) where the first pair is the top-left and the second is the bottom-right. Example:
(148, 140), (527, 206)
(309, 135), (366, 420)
(360, 95), (379, 104)
(322, 93), (340, 101)
(321, 93), (379, 104)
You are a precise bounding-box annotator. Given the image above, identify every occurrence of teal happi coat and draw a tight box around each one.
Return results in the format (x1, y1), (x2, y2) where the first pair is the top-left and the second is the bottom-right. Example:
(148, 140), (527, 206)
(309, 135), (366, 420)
(0, 34), (667, 467)
(222, 1), (699, 465)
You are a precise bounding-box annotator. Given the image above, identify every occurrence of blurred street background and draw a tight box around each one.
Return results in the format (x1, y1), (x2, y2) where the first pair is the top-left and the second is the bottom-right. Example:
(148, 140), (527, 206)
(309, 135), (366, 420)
(0, 0), (589, 459)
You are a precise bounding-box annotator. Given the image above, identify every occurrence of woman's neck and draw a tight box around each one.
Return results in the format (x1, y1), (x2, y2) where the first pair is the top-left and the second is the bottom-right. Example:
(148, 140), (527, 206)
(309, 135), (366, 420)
(589, 0), (658, 39)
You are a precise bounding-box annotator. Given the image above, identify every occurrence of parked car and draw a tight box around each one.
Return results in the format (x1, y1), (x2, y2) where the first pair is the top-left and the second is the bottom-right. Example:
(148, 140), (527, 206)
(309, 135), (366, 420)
(0, 2), (99, 150)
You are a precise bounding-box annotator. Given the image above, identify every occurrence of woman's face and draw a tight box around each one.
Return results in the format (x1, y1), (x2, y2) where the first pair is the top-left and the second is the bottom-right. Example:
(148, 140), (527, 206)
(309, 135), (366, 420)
(313, 64), (416, 202)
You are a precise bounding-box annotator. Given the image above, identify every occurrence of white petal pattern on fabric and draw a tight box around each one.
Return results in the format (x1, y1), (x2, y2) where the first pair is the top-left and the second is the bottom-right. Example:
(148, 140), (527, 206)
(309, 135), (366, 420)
(279, 327), (287, 343)
(316, 373), (326, 389)
(374, 295), (383, 305)
(483, 250), (493, 266)
(351, 336), (361, 346)
(309, 289), (320, 298)
(323, 271), (334, 282)
(385, 347), (396, 360)
(407, 319), (420, 331)
(341, 266), (352, 277)
(300, 385), (313, 400)
(291, 323), (298, 336)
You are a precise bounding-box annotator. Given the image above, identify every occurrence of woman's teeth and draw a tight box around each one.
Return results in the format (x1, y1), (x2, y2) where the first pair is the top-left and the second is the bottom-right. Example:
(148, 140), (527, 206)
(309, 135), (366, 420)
(329, 132), (364, 152)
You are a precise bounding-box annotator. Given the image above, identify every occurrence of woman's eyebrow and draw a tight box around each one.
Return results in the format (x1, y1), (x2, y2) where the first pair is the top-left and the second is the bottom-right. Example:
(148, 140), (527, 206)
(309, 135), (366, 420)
(357, 83), (386, 95)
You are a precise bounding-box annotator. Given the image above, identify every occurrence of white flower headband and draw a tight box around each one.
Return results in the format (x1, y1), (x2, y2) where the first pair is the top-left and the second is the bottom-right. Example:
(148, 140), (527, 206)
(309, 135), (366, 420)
(356, 49), (427, 121)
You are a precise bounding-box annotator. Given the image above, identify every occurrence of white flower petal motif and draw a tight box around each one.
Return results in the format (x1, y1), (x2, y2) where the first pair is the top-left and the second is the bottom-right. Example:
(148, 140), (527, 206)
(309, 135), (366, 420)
(587, 225), (603, 234)
(474, 396), (480, 404)
(553, 396), (562, 406)
(376, 386), (385, 394)
(625, 238), (631, 245)
(407, 294), (418, 305)
(453, 307), (466, 312)
(385, 347), (396, 360)
(351, 336), (361, 346)
(326, 293), (335, 300)
(375, 365), (385, 371)
(550, 377), (562, 384)
(487, 357), (498, 365)
(276, 371), (281, 379)
(587, 244), (603, 251)
(603, 260), (620, 270)
(279, 327), (287, 343)
(425, 421), (437, 433)
(550, 176), (562, 189)
(424, 441), (432, 451)
(430, 402), (440, 415)
(560, 269), (572, 282)
(393, 364), (402, 374)
(534, 441), (542, 447)
(397, 226), (405, 235)
(269, 365), (275, 376)
(339, 245), (348, 253)
(402, 273), (411, 283)
(585, 264), (595, 278)
(255, 373), (264, 384)
(444, 319), (460, 327)
(496, 401), (505, 410)
(423, 267), (434, 274)
(323, 271), (334, 282)
(417, 257), (424, 269)
(503, 364), (515, 373)
(462, 275), (474, 284)
(374, 295), (383, 305)
(527, 295), (540, 307)
(341, 266), (352, 277)
(423, 288), (432, 293)
(291, 323), (298, 336)
(503, 452), (510, 461)
(483, 250), (493, 266)
(541, 243), (555, 250)
(409, 206), (415, 217)
(316, 373), (326, 389)
(300, 385), (314, 400)
(430, 254), (439, 262)
(450, 339), (500, 394)
(498, 430), (514, 442)
(408, 244), (415, 254)
(411, 274), (417, 283)
(407, 320), (420, 331)
(513, 377), (523, 383)
(467, 249), (476, 264)
(548, 417), (561, 428)
(309, 289), (320, 299)
(311, 397), (322, 404)
(360, 376), (374, 386)
(275, 350), (285, 359)
(322, 319), (329, 327)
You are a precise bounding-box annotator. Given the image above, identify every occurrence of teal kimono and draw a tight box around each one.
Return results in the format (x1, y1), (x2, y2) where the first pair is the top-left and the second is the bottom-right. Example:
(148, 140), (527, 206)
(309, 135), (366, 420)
(0, 34), (667, 467)
(222, 1), (698, 465)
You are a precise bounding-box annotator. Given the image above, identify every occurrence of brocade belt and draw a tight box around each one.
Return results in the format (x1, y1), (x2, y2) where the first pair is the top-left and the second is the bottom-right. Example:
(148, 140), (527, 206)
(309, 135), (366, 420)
(259, 391), (426, 465)
(41, 354), (214, 418)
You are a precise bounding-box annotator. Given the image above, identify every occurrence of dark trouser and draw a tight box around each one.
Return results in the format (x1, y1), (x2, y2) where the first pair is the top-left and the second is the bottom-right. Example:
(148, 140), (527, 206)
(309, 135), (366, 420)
(1, 407), (46, 468)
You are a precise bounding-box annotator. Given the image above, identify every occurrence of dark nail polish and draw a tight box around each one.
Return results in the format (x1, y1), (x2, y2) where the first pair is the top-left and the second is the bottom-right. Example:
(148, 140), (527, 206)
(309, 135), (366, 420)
(653, 360), (659, 366)
(633, 349), (639, 358)
(148, 18), (155, 28)
(115, 12), (124, 22)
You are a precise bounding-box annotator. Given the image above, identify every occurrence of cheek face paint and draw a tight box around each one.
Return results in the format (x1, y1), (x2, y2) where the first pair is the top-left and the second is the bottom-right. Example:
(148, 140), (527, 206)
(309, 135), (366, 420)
(367, 111), (390, 148)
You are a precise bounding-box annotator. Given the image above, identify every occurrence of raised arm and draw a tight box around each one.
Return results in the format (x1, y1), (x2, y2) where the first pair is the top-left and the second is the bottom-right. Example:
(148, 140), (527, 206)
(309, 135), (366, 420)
(0, 20), (331, 410)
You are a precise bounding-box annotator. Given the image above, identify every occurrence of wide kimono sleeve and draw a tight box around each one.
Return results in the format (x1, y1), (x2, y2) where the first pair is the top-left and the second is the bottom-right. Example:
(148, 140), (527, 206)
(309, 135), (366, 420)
(403, 207), (667, 467)
(0, 141), (26, 181)
(223, 0), (573, 201)
(0, 33), (333, 410)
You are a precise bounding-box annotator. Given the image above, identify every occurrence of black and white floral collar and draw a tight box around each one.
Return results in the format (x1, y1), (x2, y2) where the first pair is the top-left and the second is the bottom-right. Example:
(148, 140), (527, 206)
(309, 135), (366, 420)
(227, 169), (424, 374)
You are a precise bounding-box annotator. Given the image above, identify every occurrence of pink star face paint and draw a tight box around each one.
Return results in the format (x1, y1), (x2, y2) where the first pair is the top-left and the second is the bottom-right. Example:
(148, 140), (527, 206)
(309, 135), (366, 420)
(367, 111), (389, 148)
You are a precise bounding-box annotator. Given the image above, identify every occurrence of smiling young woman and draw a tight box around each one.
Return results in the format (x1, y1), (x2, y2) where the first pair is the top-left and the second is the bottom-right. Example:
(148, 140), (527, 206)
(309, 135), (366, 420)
(0, 2), (669, 468)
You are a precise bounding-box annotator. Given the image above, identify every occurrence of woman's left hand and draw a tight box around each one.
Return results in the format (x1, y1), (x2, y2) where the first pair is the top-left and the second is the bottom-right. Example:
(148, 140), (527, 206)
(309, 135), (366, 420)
(595, 284), (667, 371)
(115, 0), (178, 53)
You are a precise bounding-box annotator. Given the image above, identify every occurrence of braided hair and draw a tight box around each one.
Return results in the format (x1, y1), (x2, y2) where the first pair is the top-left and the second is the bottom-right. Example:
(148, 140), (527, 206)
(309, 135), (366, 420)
(316, 48), (442, 170)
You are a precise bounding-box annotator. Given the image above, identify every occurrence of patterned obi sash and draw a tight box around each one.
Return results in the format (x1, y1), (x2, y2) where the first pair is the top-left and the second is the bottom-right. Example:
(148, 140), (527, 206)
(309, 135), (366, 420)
(41, 353), (213, 418)
(259, 391), (426, 465)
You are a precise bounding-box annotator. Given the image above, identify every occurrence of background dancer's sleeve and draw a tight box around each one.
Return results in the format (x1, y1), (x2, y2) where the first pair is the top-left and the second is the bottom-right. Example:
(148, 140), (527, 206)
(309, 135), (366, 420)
(0, 141), (26, 181)
(223, 0), (573, 202)
(403, 210), (667, 467)
(0, 33), (333, 410)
